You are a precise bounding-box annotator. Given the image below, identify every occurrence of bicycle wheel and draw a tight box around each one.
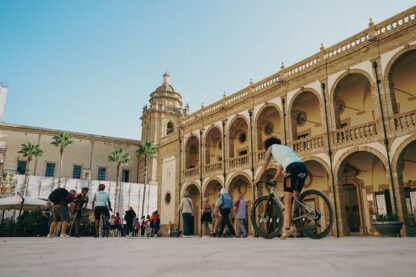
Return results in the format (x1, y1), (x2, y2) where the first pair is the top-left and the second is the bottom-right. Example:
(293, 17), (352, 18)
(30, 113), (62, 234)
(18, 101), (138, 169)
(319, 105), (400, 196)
(251, 195), (283, 239)
(293, 189), (334, 239)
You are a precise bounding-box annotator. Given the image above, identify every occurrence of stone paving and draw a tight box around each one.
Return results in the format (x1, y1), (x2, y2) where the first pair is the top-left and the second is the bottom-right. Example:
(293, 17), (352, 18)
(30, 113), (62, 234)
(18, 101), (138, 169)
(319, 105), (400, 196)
(0, 236), (415, 277)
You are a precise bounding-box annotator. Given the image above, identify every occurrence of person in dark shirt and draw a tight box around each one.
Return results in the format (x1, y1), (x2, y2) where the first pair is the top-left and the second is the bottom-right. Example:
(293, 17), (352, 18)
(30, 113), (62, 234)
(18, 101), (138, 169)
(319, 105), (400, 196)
(73, 187), (89, 237)
(124, 207), (136, 237)
(47, 191), (73, 238)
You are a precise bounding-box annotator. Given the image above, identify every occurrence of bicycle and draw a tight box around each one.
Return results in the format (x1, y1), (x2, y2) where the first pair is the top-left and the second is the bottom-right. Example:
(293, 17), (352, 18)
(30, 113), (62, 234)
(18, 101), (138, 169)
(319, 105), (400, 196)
(251, 179), (334, 239)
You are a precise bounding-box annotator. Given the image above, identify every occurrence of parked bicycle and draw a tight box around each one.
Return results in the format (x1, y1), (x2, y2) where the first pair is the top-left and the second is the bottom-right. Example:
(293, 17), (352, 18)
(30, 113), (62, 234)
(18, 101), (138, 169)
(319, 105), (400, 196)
(251, 179), (334, 239)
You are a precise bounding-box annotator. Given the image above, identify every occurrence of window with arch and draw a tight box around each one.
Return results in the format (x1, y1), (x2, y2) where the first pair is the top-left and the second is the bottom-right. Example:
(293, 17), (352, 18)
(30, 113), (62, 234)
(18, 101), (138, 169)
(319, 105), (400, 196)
(166, 121), (175, 135)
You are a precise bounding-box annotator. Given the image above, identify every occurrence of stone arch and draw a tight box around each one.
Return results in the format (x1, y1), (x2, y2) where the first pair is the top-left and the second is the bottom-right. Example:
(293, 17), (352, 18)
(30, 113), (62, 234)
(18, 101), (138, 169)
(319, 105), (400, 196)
(204, 125), (223, 164)
(182, 182), (201, 196)
(227, 114), (250, 134)
(226, 171), (252, 189)
(333, 146), (388, 178)
(184, 135), (199, 170)
(227, 173), (253, 202)
(384, 47), (416, 115)
(288, 88), (324, 140)
(391, 134), (416, 174)
(203, 178), (223, 207)
(182, 182), (201, 235)
(255, 103), (283, 151)
(303, 158), (331, 192)
(329, 70), (376, 129)
(335, 147), (391, 236)
(227, 115), (250, 159)
(287, 88), (323, 115)
(202, 177), (224, 196)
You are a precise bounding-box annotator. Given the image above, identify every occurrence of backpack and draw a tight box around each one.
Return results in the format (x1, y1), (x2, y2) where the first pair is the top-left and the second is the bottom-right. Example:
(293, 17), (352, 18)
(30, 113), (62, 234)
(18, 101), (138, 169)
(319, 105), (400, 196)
(48, 188), (69, 204)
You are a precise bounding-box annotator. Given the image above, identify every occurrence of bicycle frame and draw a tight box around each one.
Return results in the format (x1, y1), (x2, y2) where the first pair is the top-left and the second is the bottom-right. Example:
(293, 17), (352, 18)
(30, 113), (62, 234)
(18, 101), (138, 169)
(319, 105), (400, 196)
(265, 185), (316, 223)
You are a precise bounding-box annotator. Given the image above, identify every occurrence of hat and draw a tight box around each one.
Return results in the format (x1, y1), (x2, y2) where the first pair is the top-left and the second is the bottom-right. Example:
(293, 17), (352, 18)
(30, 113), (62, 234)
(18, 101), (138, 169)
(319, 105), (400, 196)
(220, 188), (227, 195)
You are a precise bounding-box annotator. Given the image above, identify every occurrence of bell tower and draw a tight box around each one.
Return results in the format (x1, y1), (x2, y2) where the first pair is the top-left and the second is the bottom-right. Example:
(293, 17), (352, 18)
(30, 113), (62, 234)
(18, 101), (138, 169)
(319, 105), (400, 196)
(139, 72), (188, 183)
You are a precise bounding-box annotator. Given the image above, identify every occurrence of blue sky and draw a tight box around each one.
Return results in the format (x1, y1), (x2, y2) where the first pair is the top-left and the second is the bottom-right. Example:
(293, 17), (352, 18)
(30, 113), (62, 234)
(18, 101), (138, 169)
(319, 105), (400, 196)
(0, 0), (414, 139)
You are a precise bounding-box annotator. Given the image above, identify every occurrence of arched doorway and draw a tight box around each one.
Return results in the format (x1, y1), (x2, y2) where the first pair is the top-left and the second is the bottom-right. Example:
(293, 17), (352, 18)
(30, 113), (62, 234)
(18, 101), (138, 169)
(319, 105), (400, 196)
(256, 106), (282, 161)
(304, 160), (330, 192)
(290, 91), (324, 152)
(204, 179), (222, 207)
(228, 174), (253, 234)
(184, 183), (201, 235)
(228, 117), (250, 169)
(333, 73), (376, 145)
(337, 151), (388, 236)
(204, 127), (222, 173)
(388, 50), (416, 116)
(185, 135), (199, 178)
(395, 140), (416, 218)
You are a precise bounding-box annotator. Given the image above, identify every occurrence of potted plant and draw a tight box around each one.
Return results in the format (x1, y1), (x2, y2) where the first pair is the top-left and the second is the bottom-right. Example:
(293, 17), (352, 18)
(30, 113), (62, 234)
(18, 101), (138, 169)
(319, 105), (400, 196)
(405, 213), (416, 237)
(372, 214), (403, 237)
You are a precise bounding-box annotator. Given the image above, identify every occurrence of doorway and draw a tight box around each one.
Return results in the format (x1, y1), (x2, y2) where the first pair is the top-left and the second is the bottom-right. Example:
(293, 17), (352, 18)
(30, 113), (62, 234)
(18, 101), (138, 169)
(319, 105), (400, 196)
(342, 184), (361, 235)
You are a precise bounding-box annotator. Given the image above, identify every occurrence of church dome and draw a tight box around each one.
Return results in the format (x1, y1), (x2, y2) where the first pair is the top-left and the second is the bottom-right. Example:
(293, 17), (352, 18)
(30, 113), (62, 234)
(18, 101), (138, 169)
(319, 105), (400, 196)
(155, 72), (175, 93)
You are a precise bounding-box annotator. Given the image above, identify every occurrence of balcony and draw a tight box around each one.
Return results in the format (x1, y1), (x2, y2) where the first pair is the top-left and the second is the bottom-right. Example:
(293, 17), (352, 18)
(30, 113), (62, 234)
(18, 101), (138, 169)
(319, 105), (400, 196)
(204, 162), (222, 174)
(393, 110), (416, 134)
(293, 135), (325, 154)
(335, 121), (378, 147)
(185, 168), (199, 178)
(229, 155), (249, 169)
(257, 151), (265, 163)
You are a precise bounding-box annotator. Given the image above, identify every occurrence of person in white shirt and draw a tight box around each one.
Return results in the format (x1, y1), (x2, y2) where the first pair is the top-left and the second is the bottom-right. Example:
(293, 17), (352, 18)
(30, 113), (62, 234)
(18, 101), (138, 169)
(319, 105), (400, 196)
(254, 137), (308, 239)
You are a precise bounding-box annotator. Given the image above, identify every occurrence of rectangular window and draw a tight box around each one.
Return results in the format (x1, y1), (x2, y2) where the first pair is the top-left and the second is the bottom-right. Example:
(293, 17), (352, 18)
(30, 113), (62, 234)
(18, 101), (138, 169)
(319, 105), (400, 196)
(45, 163), (56, 177)
(73, 165), (82, 179)
(17, 160), (27, 174)
(121, 169), (129, 182)
(98, 167), (106, 181)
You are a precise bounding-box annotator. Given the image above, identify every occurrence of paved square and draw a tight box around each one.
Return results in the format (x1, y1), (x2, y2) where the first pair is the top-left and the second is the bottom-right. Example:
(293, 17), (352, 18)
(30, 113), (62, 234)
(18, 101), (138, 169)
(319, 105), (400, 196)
(0, 237), (415, 277)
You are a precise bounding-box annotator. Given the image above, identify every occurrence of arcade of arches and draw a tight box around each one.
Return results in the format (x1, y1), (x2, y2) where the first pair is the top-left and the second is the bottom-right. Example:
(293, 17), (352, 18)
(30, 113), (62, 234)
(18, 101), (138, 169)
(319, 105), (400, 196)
(158, 12), (416, 236)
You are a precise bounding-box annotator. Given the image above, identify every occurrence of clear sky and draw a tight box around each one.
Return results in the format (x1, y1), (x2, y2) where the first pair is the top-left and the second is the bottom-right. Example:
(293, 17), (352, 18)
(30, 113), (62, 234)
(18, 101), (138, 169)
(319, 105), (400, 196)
(0, 0), (414, 140)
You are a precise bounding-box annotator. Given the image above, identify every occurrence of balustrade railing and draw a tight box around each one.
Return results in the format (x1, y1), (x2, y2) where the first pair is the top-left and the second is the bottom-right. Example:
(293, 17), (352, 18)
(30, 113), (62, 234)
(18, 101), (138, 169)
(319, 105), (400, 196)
(335, 122), (378, 146)
(393, 110), (416, 133)
(204, 162), (222, 174)
(184, 168), (199, 178)
(229, 155), (249, 169)
(257, 151), (265, 162)
(292, 135), (325, 153)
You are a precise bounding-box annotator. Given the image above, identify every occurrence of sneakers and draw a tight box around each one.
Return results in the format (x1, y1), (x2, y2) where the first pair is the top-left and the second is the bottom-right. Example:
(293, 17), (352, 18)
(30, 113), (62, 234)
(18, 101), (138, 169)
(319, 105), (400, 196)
(60, 234), (70, 238)
(47, 234), (53, 238)
(280, 226), (296, 240)
(182, 235), (189, 238)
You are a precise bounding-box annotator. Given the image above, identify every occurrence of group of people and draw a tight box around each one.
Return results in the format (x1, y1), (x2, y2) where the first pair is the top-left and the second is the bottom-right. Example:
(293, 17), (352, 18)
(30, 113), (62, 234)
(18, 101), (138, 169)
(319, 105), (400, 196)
(177, 137), (308, 239)
(43, 182), (160, 238)
(177, 189), (248, 238)
(43, 136), (306, 240)
(108, 210), (160, 237)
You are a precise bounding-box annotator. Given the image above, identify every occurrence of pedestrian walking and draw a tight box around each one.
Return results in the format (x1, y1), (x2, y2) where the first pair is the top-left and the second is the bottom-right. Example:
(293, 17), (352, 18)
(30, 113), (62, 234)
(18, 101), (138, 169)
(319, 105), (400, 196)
(201, 198), (212, 236)
(176, 191), (193, 238)
(125, 207), (136, 237)
(215, 188), (235, 237)
(234, 193), (248, 238)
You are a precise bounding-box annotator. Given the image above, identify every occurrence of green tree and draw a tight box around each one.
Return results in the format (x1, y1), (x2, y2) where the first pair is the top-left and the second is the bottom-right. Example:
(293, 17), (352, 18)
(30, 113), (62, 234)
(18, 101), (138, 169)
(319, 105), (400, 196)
(136, 141), (156, 216)
(18, 142), (43, 195)
(51, 132), (73, 186)
(108, 148), (131, 213)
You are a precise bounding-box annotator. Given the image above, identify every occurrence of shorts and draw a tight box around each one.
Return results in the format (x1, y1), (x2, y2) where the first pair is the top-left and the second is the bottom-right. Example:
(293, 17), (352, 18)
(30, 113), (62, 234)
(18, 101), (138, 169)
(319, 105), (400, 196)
(52, 205), (70, 222)
(94, 206), (110, 220)
(283, 162), (308, 193)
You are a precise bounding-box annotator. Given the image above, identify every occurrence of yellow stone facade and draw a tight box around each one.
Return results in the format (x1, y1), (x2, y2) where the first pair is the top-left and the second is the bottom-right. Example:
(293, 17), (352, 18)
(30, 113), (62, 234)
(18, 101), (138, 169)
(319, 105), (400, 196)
(151, 7), (416, 237)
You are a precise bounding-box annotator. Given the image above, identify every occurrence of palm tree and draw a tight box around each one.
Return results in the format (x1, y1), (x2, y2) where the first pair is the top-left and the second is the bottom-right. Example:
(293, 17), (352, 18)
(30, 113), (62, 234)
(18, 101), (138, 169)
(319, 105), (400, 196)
(18, 142), (43, 195)
(51, 132), (73, 186)
(108, 148), (130, 213)
(136, 141), (156, 217)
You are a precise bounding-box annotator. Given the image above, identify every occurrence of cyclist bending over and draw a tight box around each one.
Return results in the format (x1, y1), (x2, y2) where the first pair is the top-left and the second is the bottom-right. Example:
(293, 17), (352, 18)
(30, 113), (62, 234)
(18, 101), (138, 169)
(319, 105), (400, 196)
(254, 137), (307, 240)
(92, 183), (112, 238)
